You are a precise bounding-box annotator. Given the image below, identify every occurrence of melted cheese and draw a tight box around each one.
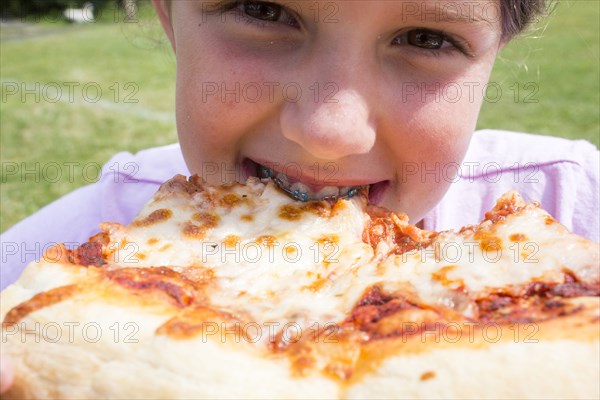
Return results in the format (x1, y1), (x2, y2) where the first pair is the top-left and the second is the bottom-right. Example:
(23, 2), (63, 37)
(102, 179), (376, 335)
(95, 179), (599, 342)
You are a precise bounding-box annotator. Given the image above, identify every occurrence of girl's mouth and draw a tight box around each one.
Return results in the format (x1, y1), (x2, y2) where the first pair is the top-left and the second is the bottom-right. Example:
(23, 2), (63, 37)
(242, 158), (389, 204)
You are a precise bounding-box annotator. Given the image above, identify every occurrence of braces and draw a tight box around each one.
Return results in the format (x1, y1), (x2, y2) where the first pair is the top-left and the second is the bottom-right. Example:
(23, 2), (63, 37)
(258, 165), (360, 202)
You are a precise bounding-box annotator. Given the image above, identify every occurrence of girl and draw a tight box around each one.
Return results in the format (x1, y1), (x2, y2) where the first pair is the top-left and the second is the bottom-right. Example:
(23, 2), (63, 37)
(1, 0), (598, 392)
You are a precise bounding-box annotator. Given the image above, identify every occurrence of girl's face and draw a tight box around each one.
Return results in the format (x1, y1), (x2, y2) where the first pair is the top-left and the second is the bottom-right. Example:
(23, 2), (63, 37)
(154, 0), (503, 223)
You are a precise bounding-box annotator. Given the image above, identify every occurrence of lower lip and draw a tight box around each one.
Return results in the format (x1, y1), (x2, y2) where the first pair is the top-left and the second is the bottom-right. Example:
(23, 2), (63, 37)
(242, 158), (389, 204)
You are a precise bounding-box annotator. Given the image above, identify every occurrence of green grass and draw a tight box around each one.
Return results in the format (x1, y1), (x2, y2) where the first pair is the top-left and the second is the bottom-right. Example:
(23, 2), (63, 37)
(1, 0), (599, 233)
(477, 0), (600, 144)
(1, 2), (177, 233)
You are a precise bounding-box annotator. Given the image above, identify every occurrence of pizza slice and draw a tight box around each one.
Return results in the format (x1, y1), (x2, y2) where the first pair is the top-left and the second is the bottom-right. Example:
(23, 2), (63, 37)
(1, 175), (598, 399)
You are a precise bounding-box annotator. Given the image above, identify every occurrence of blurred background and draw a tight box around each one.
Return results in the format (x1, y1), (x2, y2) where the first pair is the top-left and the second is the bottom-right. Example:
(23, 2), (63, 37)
(1, 0), (599, 233)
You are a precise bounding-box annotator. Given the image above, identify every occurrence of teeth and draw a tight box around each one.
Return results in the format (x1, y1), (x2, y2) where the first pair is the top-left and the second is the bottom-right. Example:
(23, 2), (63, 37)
(289, 182), (311, 201)
(275, 172), (289, 187)
(257, 163), (362, 202)
(338, 186), (351, 197)
(315, 186), (340, 199)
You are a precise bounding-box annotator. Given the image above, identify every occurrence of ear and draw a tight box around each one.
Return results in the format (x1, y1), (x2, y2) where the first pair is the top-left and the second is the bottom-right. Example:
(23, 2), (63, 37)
(152, 0), (176, 52)
(498, 34), (510, 51)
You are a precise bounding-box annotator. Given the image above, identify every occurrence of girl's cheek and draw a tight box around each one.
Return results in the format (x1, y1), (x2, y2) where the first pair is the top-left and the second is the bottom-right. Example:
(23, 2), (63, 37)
(175, 48), (271, 140)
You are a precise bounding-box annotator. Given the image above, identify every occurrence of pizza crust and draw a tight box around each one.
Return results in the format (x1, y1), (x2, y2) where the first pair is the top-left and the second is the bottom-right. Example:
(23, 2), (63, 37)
(2, 265), (598, 399)
(3, 310), (598, 399)
(346, 339), (599, 399)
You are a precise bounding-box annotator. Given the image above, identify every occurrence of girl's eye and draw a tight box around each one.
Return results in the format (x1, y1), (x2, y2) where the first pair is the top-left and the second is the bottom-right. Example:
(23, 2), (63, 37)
(407, 29), (446, 49)
(392, 28), (466, 54)
(243, 1), (281, 21)
(225, 0), (300, 28)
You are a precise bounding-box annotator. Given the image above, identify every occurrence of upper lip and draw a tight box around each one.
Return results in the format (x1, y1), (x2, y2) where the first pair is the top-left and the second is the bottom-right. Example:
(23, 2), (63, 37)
(248, 157), (386, 188)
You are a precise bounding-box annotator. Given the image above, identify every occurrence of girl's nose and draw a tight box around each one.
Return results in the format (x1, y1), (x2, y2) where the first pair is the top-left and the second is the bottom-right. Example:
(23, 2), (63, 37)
(280, 86), (376, 160)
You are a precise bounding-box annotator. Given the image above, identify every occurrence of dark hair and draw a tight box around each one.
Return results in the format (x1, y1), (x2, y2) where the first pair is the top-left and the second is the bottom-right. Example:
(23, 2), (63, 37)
(501, 0), (551, 39)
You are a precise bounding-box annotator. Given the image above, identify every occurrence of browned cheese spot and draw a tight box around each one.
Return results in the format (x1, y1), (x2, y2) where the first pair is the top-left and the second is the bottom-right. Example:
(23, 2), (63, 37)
(224, 234), (241, 249)
(474, 229), (503, 252)
(316, 234), (340, 267)
(192, 212), (220, 229)
(241, 214), (254, 222)
(303, 201), (333, 217)
(131, 208), (173, 227)
(318, 234), (339, 246)
(256, 235), (278, 247)
(509, 233), (528, 242)
(420, 371), (436, 381)
(159, 244), (172, 252)
(302, 274), (330, 292)
(431, 265), (464, 288)
(284, 245), (298, 257)
(179, 266), (215, 284)
(331, 199), (347, 215)
(183, 222), (207, 240)
(156, 307), (241, 340)
(279, 204), (303, 221)
(147, 238), (159, 245)
(279, 202), (334, 221)
(219, 193), (243, 209)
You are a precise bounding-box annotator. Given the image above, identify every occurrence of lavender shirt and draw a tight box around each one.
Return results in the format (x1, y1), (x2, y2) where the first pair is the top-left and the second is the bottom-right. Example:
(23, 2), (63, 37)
(2, 130), (598, 289)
